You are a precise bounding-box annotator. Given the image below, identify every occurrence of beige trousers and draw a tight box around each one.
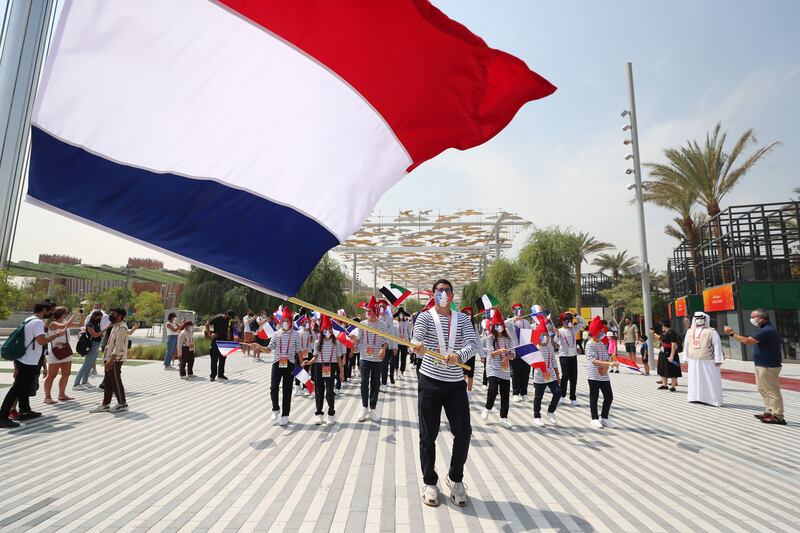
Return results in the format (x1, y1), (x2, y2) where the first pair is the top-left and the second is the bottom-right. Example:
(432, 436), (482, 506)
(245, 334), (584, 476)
(755, 366), (783, 418)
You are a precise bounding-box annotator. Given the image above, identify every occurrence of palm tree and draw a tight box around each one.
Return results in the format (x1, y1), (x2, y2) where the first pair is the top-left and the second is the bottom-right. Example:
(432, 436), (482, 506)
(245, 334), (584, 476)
(573, 232), (614, 313)
(641, 178), (699, 247)
(664, 212), (707, 243)
(592, 251), (638, 281)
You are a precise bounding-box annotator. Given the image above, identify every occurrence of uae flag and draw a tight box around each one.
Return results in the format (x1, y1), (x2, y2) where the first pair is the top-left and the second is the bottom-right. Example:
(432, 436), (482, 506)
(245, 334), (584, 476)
(475, 294), (499, 314)
(379, 284), (412, 307)
(29, 0), (555, 299)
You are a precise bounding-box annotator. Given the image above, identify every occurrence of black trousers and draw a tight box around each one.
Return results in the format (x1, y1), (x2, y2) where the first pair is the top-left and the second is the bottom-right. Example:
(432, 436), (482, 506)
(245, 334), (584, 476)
(398, 345), (408, 373)
(360, 360), (382, 409)
(485, 376), (510, 417)
(559, 356), (578, 401)
(482, 359), (488, 385)
(270, 361), (295, 416)
(0, 361), (39, 416)
(381, 349), (395, 384)
(102, 361), (126, 406)
(511, 357), (530, 396)
(343, 349), (353, 381)
(588, 379), (613, 420)
(179, 348), (195, 377)
(533, 381), (561, 418)
(418, 373), (471, 486)
(313, 363), (338, 415)
(209, 341), (227, 379)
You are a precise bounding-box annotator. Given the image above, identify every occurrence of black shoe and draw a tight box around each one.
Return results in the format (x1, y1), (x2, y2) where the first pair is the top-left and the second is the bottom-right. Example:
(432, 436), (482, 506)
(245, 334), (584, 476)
(657, 385), (668, 390)
(0, 418), (20, 428)
(218, 375), (229, 380)
(210, 377), (216, 382)
(18, 411), (42, 421)
(669, 387), (676, 392)
(754, 412), (769, 419)
(761, 415), (787, 425)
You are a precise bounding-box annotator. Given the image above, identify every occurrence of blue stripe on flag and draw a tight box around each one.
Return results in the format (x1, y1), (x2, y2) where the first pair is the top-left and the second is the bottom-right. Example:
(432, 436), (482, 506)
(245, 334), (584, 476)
(28, 127), (339, 296)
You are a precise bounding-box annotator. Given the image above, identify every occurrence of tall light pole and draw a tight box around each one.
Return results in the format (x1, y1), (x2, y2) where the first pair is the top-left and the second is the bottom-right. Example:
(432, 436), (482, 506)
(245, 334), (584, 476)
(622, 62), (654, 368)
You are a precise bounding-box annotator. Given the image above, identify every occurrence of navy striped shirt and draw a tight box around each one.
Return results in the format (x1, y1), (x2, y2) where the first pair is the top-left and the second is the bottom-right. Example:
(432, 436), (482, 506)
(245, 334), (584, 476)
(412, 310), (478, 382)
(585, 339), (611, 381)
(483, 335), (513, 380)
(313, 338), (344, 363)
(354, 319), (388, 362)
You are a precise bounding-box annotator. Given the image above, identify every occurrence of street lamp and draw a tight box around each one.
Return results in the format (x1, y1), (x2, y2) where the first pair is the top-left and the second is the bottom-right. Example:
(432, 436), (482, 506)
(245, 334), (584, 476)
(622, 62), (654, 369)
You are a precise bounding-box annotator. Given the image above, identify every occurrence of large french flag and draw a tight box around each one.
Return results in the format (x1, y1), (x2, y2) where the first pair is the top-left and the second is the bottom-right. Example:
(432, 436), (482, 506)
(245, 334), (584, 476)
(28, 0), (555, 297)
(514, 328), (546, 372)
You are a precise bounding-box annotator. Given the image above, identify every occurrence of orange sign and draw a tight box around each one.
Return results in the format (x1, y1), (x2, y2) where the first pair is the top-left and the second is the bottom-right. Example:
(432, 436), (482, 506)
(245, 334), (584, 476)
(703, 284), (735, 312)
(674, 297), (687, 317)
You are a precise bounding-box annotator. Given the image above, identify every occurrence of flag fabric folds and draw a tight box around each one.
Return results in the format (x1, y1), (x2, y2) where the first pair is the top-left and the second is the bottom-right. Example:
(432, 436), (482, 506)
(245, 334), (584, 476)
(379, 283), (412, 307)
(475, 294), (499, 314)
(331, 321), (355, 350)
(292, 366), (315, 393)
(513, 326), (547, 372)
(28, 0), (555, 297)
(256, 321), (277, 341)
(215, 341), (242, 358)
(616, 355), (641, 373)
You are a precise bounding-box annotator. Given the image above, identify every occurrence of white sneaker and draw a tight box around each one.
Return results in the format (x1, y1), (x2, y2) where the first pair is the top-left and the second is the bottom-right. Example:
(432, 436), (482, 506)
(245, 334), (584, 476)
(570, 400), (579, 407)
(521, 395), (529, 402)
(445, 476), (468, 507)
(380, 385), (388, 392)
(513, 395), (521, 403)
(398, 373), (404, 381)
(180, 375), (187, 379)
(467, 391), (473, 403)
(357, 408), (370, 422)
(314, 414), (324, 425)
(559, 397), (567, 405)
(270, 410), (279, 421)
(480, 408), (489, 420)
(89, 404), (110, 413)
(279, 416), (289, 426)
(327, 415), (336, 425)
(370, 409), (381, 423)
(590, 419), (603, 429)
(421, 484), (439, 507)
(547, 413), (557, 425)
(73, 384), (85, 391)
(294, 388), (302, 397)
(600, 418), (616, 429)
(82, 382), (95, 388)
(533, 418), (545, 427)
(500, 418), (513, 429)
(112, 403), (128, 412)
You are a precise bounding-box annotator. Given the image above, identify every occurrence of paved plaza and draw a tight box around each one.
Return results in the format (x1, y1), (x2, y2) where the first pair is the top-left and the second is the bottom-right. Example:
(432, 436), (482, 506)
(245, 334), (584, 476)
(0, 355), (798, 532)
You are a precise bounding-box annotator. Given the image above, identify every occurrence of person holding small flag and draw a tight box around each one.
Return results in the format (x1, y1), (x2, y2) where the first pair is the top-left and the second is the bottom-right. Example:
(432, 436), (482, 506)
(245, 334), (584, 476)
(262, 309), (305, 426)
(349, 297), (388, 423)
(481, 308), (515, 429)
(557, 311), (585, 406)
(378, 299), (396, 390)
(585, 316), (615, 429)
(506, 303), (531, 402)
(296, 317), (316, 396)
(308, 315), (344, 425)
(204, 309), (234, 382)
(411, 279), (478, 508)
(532, 322), (561, 427)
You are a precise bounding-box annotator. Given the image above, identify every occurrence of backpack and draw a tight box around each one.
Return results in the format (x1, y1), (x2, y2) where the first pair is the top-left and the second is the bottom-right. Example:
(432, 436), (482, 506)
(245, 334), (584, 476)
(1, 318), (36, 361)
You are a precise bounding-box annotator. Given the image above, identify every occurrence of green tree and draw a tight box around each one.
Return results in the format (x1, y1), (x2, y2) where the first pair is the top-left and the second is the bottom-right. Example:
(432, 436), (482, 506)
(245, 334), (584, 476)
(134, 291), (164, 324)
(592, 251), (638, 280)
(484, 258), (522, 308)
(0, 271), (20, 320)
(296, 254), (348, 312)
(400, 298), (424, 314)
(573, 232), (614, 313)
(97, 287), (135, 311)
(600, 272), (668, 325)
(179, 266), (281, 318)
(515, 227), (581, 312)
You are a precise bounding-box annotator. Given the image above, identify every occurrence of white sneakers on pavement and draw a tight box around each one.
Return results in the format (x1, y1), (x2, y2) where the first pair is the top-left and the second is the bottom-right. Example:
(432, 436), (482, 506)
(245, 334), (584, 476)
(513, 395), (522, 403)
(314, 414), (324, 425)
(499, 418), (513, 429)
(326, 415), (336, 425)
(600, 418), (616, 429)
(445, 476), (468, 507)
(467, 391), (473, 403)
(421, 484), (439, 507)
(570, 400), (579, 407)
(547, 413), (558, 425)
(112, 403), (128, 412)
(533, 417), (545, 427)
(89, 404), (110, 413)
(480, 408), (489, 421)
(357, 408), (370, 422)
(521, 395), (529, 402)
(370, 409), (381, 423)
(278, 416), (289, 426)
(270, 410), (279, 421)
(590, 419), (603, 429)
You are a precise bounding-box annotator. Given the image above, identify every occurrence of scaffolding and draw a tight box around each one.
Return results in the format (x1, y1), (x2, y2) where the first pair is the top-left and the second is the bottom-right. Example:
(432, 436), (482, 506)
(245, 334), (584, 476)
(668, 201), (800, 299)
(579, 272), (613, 307)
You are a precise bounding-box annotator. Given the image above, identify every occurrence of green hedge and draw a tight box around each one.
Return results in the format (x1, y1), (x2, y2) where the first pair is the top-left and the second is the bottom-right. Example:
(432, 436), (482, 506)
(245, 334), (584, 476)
(127, 336), (212, 360)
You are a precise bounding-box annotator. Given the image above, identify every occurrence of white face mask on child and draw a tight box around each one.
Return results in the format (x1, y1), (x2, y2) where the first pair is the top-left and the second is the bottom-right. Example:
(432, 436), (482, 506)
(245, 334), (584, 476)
(324, 330), (332, 338)
(494, 325), (503, 332)
(282, 322), (291, 331)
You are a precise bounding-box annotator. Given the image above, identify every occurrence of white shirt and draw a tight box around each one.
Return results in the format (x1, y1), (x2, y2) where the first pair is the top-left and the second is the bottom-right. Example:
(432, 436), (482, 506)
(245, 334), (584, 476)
(19, 316), (45, 365)
(166, 319), (180, 336)
(243, 315), (255, 333)
(84, 311), (111, 331)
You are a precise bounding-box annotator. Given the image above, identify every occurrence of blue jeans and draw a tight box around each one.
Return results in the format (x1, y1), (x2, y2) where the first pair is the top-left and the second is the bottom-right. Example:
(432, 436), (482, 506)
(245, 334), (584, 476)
(75, 342), (101, 386)
(164, 335), (178, 366)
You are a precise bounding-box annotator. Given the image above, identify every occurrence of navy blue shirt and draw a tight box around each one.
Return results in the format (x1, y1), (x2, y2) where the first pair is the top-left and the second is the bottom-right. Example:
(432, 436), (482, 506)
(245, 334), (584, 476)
(752, 323), (782, 367)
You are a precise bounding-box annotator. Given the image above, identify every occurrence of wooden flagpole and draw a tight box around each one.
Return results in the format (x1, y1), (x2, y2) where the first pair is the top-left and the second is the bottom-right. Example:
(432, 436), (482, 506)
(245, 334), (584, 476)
(287, 296), (472, 371)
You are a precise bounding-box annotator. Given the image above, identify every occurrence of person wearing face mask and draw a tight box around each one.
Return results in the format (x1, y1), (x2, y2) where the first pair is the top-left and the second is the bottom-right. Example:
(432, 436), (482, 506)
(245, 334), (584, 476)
(263, 308), (304, 426)
(296, 317), (315, 397)
(308, 315), (344, 425)
(585, 316), (615, 429)
(725, 309), (786, 425)
(394, 308), (412, 380)
(506, 303), (531, 403)
(348, 296), (388, 423)
(557, 311), (585, 406)
(254, 309), (270, 359)
(90, 308), (130, 413)
(656, 319), (682, 392)
(411, 279), (478, 508)
(532, 323), (561, 427)
(684, 312), (724, 407)
(376, 299), (396, 390)
(480, 309), (515, 428)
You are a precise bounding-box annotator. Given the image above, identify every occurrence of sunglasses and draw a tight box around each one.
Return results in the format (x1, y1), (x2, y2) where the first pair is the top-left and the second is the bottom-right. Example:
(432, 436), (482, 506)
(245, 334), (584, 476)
(435, 287), (453, 294)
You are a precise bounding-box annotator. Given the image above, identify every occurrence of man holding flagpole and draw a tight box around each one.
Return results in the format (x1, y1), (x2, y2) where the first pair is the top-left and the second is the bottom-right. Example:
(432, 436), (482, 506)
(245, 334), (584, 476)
(412, 279), (478, 508)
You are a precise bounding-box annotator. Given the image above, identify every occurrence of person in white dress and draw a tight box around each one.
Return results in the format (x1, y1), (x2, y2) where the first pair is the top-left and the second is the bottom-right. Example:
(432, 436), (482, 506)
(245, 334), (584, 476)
(684, 311), (724, 407)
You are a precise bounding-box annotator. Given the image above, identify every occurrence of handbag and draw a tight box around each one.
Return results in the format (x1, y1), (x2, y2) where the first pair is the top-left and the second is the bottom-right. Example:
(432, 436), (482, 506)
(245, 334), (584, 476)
(51, 331), (73, 360)
(76, 333), (91, 356)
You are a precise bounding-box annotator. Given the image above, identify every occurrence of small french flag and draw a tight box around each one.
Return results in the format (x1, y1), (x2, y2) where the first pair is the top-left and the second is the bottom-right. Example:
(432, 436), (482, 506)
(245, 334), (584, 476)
(514, 327), (547, 372)
(617, 355), (641, 373)
(256, 321), (277, 341)
(215, 341), (242, 357)
(292, 366), (314, 393)
(331, 321), (355, 350)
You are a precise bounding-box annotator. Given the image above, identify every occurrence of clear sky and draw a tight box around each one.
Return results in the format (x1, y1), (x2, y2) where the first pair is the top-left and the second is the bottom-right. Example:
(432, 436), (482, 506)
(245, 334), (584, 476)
(11, 0), (800, 280)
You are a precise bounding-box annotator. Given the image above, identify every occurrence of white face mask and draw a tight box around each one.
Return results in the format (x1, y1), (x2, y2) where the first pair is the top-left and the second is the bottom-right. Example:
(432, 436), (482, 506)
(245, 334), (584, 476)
(282, 322), (291, 331)
(324, 330), (332, 338)
(695, 318), (705, 326)
(494, 325), (503, 332)
(750, 317), (760, 327)
(539, 335), (549, 346)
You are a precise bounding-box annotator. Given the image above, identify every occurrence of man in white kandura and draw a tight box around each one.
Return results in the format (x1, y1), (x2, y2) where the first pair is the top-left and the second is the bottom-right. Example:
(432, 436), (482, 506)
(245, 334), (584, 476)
(685, 311), (724, 407)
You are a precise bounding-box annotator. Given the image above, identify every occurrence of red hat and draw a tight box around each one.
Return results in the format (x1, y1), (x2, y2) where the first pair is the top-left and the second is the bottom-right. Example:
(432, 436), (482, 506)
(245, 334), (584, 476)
(559, 312), (572, 321)
(490, 308), (505, 328)
(365, 296), (378, 312)
(320, 314), (333, 331)
(377, 298), (389, 307)
(588, 316), (606, 338)
(511, 303), (523, 315)
(461, 306), (474, 314)
(280, 307), (292, 323)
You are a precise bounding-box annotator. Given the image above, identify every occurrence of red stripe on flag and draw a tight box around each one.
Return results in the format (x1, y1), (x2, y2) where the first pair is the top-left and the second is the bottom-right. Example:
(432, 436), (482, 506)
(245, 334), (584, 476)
(218, 0), (555, 169)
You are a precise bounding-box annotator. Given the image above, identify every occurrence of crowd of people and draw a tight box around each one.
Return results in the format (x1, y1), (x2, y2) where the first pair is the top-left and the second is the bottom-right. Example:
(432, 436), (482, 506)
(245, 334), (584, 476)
(0, 276), (788, 506)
